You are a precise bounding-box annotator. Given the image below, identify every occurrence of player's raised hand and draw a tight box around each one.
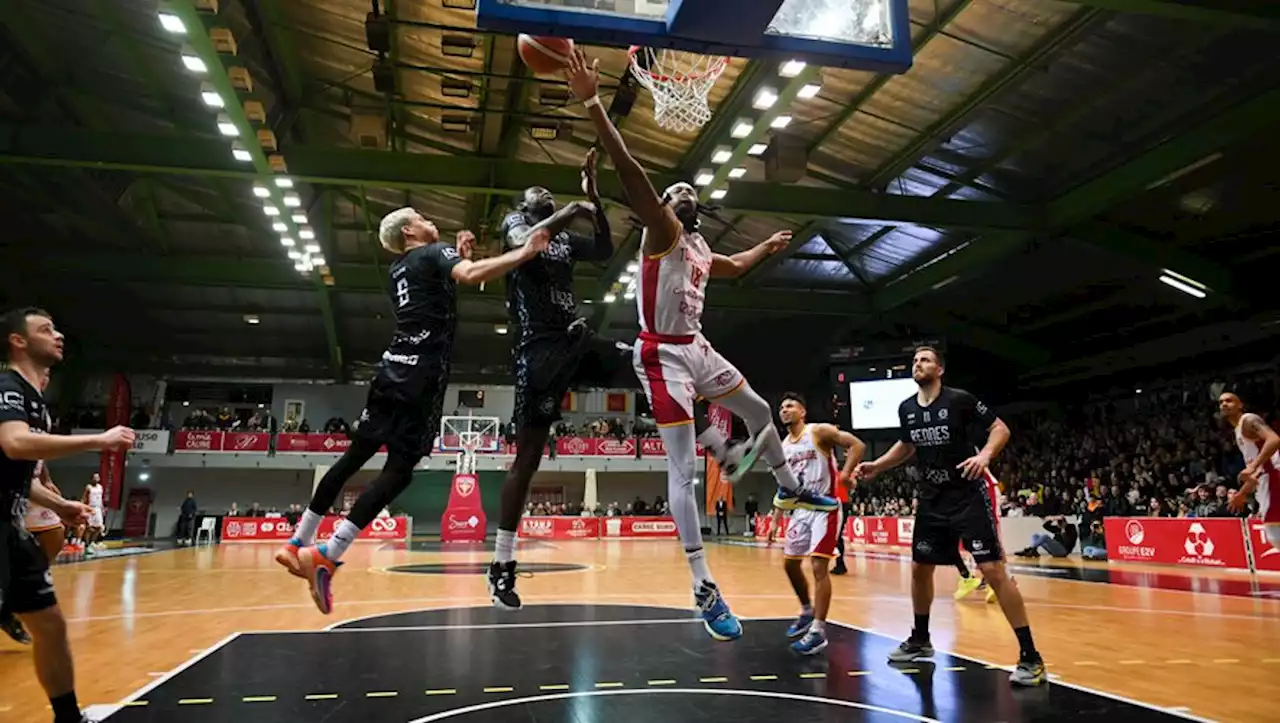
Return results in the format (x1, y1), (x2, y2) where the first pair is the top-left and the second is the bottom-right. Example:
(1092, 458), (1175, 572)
(581, 147), (600, 202)
(563, 48), (600, 101)
(956, 452), (991, 481)
(762, 230), (792, 254)
(97, 426), (136, 452)
(854, 461), (879, 481)
(456, 229), (477, 259)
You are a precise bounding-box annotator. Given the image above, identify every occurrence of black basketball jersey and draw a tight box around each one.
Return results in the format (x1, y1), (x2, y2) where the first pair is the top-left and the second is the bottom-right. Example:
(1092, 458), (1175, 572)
(500, 211), (603, 338)
(898, 386), (998, 501)
(0, 369), (49, 527)
(378, 242), (464, 396)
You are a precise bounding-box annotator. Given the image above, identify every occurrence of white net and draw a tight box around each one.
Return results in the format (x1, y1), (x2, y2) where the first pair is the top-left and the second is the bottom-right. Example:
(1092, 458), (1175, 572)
(628, 47), (729, 133)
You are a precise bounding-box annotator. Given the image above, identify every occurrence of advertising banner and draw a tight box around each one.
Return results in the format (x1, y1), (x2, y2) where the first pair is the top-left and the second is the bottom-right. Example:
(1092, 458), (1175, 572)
(220, 515), (409, 541)
(441, 474), (486, 543)
(519, 516), (601, 540)
(1104, 517), (1250, 570)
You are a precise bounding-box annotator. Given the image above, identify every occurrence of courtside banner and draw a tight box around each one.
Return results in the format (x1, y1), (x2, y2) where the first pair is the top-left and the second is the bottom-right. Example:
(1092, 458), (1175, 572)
(175, 430), (224, 452)
(754, 514), (789, 540)
(222, 431), (271, 453)
(1249, 522), (1280, 572)
(1105, 517), (1250, 570)
(602, 516), (679, 538)
(220, 515), (409, 542)
(843, 516), (911, 547)
(519, 516), (601, 540)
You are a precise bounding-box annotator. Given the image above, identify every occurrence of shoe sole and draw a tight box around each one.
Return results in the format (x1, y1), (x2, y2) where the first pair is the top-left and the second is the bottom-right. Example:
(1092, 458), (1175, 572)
(887, 648), (934, 663)
(1010, 671), (1048, 687)
(703, 620), (742, 641)
(792, 638), (828, 656)
(487, 581), (522, 611)
(299, 553), (334, 615)
(728, 434), (767, 484)
(275, 550), (304, 579)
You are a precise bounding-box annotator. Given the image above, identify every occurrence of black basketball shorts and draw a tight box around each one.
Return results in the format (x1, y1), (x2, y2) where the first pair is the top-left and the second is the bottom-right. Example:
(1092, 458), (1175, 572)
(354, 366), (450, 459)
(911, 493), (1004, 566)
(513, 324), (633, 428)
(0, 522), (57, 614)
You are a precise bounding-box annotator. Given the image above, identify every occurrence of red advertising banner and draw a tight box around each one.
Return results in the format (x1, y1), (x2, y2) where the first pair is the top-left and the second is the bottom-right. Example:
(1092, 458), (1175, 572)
(273, 433), (351, 454)
(220, 515), (410, 542)
(123, 487), (152, 538)
(99, 373), (130, 509)
(275, 433), (311, 453)
(640, 438), (667, 457)
(843, 516), (914, 547)
(754, 514), (789, 540)
(595, 438), (636, 457)
(441, 473), (487, 543)
(1248, 521), (1280, 572)
(556, 436), (597, 456)
(1105, 517), (1251, 570)
(222, 431), (271, 453)
(175, 430), (224, 452)
(601, 516), (679, 538)
(519, 516), (601, 540)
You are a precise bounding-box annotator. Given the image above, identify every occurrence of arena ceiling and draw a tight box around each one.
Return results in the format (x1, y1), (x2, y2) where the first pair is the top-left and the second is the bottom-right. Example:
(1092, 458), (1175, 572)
(0, 0), (1277, 394)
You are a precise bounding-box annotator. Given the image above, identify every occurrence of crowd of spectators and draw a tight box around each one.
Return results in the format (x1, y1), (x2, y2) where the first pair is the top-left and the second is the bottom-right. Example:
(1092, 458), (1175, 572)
(526, 495), (670, 517)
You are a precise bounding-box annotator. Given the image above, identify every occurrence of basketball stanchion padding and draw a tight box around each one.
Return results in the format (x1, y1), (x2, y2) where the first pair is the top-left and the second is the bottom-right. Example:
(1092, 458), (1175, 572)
(518, 34), (575, 74)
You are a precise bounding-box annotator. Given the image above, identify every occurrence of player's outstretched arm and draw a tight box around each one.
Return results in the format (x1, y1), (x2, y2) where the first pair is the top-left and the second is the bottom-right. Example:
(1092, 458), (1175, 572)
(29, 480), (92, 527)
(0, 421), (134, 461)
(710, 230), (791, 278)
(814, 423), (867, 487)
(451, 229), (550, 285)
(855, 441), (914, 480)
(562, 49), (677, 255)
(576, 147), (615, 261)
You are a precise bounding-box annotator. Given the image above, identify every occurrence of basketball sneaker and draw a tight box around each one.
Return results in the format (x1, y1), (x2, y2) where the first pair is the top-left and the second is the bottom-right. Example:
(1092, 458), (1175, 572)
(0, 611), (30, 645)
(786, 611), (814, 639)
(717, 435), (758, 484)
(274, 540), (304, 578)
(1010, 655), (1047, 686)
(297, 544), (342, 615)
(831, 557), (848, 575)
(791, 628), (828, 656)
(773, 486), (839, 512)
(487, 561), (521, 611)
(954, 576), (981, 600)
(694, 581), (742, 641)
(887, 636), (934, 663)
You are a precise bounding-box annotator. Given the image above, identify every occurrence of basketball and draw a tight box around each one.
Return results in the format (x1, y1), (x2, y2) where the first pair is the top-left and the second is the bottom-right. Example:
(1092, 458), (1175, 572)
(517, 34), (574, 75)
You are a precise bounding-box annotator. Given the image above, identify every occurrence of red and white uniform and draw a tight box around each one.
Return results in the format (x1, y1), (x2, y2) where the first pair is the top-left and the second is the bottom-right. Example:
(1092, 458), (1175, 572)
(1236, 419), (1280, 523)
(781, 425), (841, 559)
(24, 460), (62, 534)
(633, 229), (744, 426)
(85, 482), (105, 530)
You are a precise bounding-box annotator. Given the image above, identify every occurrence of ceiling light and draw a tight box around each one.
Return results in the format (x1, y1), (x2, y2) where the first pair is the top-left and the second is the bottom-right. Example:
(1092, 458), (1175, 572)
(294, 261), (309, 272)
(618, 274), (632, 284)
(263, 205), (279, 216)
(253, 185), (270, 198)
(274, 177), (293, 188)
(1158, 274), (1206, 299)
(158, 12), (186, 34)
(291, 213), (308, 224)
(798, 83), (821, 99)
(494, 324), (508, 335)
(626, 262), (639, 273)
(710, 189), (727, 200)
(711, 147), (732, 164)
(283, 193), (301, 207)
(529, 122), (560, 141)
(305, 243), (321, 253)
(728, 167), (746, 179)
(216, 114), (238, 136)
(280, 237), (295, 247)
(770, 115), (792, 129)
(694, 171), (714, 186)
(1161, 268), (1206, 291)
(299, 228), (315, 240)
(731, 121), (753, 138)
(287, 250), (302, 260)
(780, 59), (806, 77)
(748, 143), (768, 156)
(753, 88), (778, 110)
(311, 256), (326, 267)
(272, 222), (287, 232)
(603, 293), (617, 303)
(181, 54), (207, 73)
(243, 314), (260, 325)
(231, 144), (251, 162)
(200, 89), (224, 108)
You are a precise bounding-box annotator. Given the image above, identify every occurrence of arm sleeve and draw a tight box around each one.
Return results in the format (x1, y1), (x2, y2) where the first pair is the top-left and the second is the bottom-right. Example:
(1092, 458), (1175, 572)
(897, 400), (913, 444)
(427, 242), (464, 276)
(0, 377), (30, 424)
(501, 212), (532, 250)
(957, 389), (998, 427)
(568, 207), (614, 262)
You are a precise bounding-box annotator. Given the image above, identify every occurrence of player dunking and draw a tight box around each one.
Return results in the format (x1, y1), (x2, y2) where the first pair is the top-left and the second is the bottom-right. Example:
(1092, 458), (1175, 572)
(778, 392), (864, 655)
(855, 346), (1045, 685)
(488, 148), (633, 609)
(0, 307), (133, 722)
(275, 213), (548, 614)
(564, 49), (839, 641)
(1219, 392), (1280, 549)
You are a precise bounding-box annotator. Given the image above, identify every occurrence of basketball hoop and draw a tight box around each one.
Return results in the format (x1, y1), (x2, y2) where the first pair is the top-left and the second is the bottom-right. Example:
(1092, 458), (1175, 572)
(628, 46), (729, 133)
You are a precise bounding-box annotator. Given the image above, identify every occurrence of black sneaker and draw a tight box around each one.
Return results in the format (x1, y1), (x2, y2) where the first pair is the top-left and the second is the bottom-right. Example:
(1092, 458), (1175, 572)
(887, 636), (933, 663)
(832, 559), (848, 576)
(487, 561), (521, 611)
(0, 611), (30, 645)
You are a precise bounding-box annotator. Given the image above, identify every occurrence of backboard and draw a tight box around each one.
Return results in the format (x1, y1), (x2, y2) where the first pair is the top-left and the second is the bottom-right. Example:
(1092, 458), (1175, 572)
(477, 0), (911, 73)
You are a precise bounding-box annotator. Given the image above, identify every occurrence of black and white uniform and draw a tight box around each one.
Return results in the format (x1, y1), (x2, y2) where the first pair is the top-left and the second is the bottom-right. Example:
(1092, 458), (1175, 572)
(0, 370), (56, 614)
(354, 242), (462, 458)
(501, 210), (630, 427)
(898, 386), (1003, 565)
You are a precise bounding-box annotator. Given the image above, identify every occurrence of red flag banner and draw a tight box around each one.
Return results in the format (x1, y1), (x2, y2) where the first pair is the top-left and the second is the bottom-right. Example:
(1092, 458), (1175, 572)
(98, 373), (130, 509)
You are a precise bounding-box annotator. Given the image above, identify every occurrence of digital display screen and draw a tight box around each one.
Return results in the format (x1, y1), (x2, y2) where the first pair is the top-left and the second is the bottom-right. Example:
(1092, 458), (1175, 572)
(848, 378), (917, 429)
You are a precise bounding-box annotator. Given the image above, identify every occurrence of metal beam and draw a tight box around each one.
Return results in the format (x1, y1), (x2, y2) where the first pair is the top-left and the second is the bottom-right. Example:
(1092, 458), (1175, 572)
(737, 220), (825, 285)
(0, 126), (1040, 229)
(1056, 0), (1279, 29)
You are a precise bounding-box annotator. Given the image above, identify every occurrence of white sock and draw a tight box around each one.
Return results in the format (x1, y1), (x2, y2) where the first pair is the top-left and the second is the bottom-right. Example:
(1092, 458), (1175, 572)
(801, 603), (813, 615)
(495, 529), (517, 564)
(714, 382), (800, 491)
(696, 426), (728, 459)
(293, 509), (323, 546)
(686, 547), (713, 585)
(810, 619), (825, 634)
(323, 519), (361, 562)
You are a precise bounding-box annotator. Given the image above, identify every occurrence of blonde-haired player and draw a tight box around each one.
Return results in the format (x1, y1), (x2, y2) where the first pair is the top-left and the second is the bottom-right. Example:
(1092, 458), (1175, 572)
(1219, 392), (1280, 549)
(564, 49), (839, 641)
(778, 392), (865, 655)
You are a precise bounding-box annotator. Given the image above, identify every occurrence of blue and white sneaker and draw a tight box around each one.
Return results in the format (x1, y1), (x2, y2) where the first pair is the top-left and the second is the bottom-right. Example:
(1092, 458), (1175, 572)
(786, 612), (814, 639)
(791, 628), (828, 656)
(773, 486), (840, 512)
(694, 581), (742, 641)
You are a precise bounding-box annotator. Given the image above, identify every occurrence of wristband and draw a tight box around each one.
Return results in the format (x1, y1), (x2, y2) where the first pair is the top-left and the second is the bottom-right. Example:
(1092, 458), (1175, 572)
(584, 95), (601, 109)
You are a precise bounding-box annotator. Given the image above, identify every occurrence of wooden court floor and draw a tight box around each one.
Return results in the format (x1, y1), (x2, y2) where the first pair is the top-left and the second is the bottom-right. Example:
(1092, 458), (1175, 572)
(0, 539), (1276, 722)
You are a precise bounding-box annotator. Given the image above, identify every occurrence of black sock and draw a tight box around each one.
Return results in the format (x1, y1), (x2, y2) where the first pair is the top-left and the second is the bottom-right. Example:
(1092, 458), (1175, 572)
(51, 692), (80, 723)
(912, 614), (930, 640)
(1014, 625), (1038, 659)
(955, 561), (970, 578)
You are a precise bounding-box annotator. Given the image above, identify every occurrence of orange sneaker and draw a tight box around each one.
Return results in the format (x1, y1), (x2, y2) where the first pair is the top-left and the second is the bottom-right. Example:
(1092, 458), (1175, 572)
(275, 543), (304, 578)
(297, 546), (342, 615)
